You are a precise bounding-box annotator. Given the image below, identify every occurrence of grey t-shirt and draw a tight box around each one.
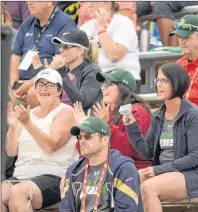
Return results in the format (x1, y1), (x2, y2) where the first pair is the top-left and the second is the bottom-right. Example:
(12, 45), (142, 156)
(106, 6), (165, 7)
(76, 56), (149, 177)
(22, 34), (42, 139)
(80, 162), (110, 212)
(159, 116), (177, 165)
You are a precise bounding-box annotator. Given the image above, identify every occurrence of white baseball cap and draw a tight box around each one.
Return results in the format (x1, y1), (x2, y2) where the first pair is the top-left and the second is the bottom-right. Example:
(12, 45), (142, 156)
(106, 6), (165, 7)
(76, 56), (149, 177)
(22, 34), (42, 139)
(34, 68), (63, 87)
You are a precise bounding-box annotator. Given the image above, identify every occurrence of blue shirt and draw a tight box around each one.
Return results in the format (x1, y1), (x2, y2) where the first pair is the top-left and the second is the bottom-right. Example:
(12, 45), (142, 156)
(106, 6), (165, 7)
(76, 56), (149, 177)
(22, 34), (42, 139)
(12, 8), (76, 80)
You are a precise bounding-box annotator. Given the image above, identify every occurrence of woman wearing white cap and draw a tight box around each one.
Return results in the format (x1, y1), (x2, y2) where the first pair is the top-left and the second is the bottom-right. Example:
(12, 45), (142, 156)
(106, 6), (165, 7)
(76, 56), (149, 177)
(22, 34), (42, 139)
(2, 69), (79, 211)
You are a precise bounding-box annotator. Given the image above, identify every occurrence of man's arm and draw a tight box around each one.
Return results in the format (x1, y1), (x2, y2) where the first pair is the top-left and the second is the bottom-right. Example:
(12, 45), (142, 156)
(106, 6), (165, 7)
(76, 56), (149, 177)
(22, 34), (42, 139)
(9, 54), (21, 87)
(113, 161), (143, 212)
(60, 167), (76, 212)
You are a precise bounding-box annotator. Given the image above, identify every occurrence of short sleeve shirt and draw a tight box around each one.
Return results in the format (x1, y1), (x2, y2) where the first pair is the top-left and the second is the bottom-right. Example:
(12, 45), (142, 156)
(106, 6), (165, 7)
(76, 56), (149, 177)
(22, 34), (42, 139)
(177, 56), (198, 106)
(12, 8), (76, 80)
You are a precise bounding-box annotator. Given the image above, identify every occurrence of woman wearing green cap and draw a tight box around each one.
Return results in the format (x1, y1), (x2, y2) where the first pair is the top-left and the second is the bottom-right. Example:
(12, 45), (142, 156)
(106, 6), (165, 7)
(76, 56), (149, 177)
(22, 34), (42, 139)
(74, 68), (152, 170)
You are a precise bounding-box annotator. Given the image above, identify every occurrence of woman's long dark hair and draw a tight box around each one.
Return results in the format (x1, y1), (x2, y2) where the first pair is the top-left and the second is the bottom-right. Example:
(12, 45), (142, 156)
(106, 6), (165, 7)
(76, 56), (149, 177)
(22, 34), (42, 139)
(109, 83), (151, 125)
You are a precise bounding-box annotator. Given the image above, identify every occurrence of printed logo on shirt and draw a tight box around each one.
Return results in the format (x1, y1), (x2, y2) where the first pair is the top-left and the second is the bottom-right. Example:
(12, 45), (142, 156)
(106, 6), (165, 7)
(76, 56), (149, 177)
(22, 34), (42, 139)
(46, 34), (53, 37)
(25, 32), (33, 37)
(79, 181), (107, 199)
(160, 131), (173, 150)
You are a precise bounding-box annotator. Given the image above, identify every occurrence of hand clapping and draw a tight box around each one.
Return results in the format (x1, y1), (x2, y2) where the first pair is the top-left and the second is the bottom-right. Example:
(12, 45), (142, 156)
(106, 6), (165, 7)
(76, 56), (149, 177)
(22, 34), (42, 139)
(73, 102), (91, 125)
(13, 104), (31, 126)
(92, 101), (110, 122)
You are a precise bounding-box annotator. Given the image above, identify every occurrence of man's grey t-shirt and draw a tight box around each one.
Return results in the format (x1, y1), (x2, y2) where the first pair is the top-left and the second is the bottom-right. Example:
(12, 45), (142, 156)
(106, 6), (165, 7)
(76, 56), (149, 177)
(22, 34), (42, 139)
(80, 162), (110, 212)
(159, 116), (178, 164)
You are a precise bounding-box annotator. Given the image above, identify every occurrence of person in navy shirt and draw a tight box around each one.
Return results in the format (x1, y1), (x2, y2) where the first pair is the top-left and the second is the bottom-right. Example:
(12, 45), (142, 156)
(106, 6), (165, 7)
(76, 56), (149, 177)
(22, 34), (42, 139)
(10, 1), (76, 101)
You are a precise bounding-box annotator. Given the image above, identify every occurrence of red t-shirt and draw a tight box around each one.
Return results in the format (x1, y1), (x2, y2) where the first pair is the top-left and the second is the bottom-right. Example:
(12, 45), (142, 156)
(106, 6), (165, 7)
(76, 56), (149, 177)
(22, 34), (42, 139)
(177, 56), (198, 106)
(76, 104), (152, 169)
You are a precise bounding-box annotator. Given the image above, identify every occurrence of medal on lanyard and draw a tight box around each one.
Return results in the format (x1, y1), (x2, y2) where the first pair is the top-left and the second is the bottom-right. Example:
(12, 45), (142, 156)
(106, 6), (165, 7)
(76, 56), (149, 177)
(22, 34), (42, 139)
(81, 156), (108, 212)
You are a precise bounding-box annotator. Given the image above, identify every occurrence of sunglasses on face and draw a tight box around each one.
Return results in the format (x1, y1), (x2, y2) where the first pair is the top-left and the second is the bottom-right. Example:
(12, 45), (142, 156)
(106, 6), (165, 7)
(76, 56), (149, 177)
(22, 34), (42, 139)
(154, 78), (169, 85)
(77, 133), (102, 141)
(101, 80), (118, 89)
(59, 44), (75, 50)
(175, 22), (198, 31)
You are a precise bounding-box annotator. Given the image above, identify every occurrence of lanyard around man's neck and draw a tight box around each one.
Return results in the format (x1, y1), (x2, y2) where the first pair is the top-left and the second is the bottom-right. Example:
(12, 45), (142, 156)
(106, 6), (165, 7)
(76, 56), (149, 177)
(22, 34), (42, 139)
(32, 6), (58, 51)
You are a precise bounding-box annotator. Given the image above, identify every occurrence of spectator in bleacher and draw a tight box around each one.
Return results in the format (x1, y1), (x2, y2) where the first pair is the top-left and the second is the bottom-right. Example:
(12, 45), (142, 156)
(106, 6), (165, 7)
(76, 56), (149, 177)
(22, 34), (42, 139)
(56, 1), (80, 24)
(124, 63), (198, 212)
(9, 1), (76, 106)
(78, 1), (137, 27)
(74, 68), (152, 169)
(80, 1), (141, 93)
(27, 28), (102, 111)
(60, 117), (144, 212)
(169, 15), (198, 106)
(117, 1), (137, 27)
(136, 1), (197, 46)
(4, 1), (30, 30)
(1, 2), (18, 44)
(2, 69), (79, 212)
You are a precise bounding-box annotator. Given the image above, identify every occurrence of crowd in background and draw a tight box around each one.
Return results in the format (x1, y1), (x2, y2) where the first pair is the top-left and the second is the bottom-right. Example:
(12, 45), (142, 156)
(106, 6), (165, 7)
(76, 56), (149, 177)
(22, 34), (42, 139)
(1, 1), (198, 212)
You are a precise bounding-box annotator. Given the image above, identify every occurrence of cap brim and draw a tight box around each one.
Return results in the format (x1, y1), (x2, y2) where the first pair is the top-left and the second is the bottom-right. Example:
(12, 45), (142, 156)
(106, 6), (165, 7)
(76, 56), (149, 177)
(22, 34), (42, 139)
(51, 37), (89, 51)
(96, 72), (119, 83)
(169, 29), (193, 38)
(34, 75), (59, 85)
(70, 125), (96, 136)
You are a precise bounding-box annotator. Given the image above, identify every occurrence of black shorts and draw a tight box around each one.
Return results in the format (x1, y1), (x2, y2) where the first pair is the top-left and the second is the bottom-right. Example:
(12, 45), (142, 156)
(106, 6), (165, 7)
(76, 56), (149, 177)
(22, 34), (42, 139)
(7, 174), (61, 209)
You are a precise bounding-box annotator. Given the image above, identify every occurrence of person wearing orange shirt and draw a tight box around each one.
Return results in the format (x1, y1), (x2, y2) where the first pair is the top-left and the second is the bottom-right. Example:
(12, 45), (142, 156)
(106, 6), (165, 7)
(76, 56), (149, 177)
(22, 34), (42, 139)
(169, 15), (198, 106)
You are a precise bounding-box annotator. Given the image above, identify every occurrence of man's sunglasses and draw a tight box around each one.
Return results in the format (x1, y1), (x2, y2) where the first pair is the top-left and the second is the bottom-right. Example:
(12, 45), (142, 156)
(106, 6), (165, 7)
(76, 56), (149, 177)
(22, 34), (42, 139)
(77, 133), (102, 141)
(175, 22), (198, 31)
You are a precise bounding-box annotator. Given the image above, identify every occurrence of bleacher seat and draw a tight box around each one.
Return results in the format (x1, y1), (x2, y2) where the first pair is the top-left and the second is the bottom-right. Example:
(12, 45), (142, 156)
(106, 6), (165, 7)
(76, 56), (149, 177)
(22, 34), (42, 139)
(138, 5), (198, 23)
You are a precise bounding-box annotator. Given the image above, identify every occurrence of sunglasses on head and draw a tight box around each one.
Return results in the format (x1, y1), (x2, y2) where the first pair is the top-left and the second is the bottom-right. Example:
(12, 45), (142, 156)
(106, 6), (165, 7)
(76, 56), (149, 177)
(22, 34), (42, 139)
(175, 22), (198, 31)
(101, 80), (118, 89)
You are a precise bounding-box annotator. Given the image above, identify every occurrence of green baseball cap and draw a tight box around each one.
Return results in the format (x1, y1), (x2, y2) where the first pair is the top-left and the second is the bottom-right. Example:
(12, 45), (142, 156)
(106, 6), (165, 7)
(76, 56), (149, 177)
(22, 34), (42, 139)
(96, 68), (136, 92)
(169, 15), (198, 38)
(70, 117), (111, 138)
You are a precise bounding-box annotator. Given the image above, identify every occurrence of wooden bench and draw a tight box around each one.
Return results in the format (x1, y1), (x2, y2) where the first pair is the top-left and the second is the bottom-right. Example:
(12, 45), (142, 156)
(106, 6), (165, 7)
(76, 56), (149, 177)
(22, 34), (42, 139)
(162, 198), (198, 212)
(38, 203), (60, 212)
(38, 198), (198, 212)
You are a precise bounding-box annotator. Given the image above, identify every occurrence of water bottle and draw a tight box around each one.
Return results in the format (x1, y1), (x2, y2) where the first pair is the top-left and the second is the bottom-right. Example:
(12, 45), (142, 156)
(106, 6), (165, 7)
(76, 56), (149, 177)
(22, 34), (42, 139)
(140, 21), (150, 52)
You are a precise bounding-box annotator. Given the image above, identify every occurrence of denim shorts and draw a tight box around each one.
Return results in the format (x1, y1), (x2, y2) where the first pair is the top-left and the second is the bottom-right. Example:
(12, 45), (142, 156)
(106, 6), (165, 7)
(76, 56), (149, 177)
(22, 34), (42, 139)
(8, 174), (61, 209)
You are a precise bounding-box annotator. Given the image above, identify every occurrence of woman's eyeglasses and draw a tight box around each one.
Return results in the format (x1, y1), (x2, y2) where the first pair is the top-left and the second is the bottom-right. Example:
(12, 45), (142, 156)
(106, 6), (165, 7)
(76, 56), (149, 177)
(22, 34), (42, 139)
(175, 22), (198, 31)
(154, 78), (169, 85)
(101, 80), (118, 89)
(36, 82), (56, 89)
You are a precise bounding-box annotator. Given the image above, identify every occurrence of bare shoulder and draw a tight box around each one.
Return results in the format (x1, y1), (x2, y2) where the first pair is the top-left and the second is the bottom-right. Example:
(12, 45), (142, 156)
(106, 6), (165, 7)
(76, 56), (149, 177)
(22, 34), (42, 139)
(54, 104), (74, 121)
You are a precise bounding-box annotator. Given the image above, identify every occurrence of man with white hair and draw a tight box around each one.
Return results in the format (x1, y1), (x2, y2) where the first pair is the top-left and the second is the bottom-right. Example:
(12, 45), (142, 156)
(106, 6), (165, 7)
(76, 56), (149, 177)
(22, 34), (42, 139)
(10, 1), (76, 100)
(169, 14), (198, 106)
